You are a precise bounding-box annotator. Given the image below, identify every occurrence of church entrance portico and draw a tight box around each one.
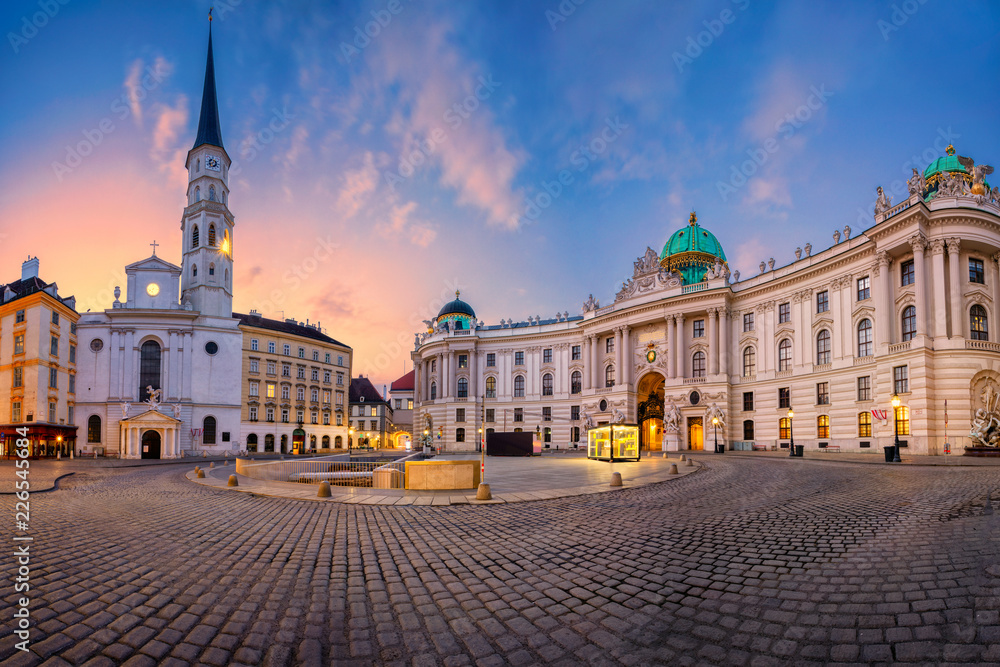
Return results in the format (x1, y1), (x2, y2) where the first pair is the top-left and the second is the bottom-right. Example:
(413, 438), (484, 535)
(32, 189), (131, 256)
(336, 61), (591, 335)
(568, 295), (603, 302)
(119, 409), (182, 459)
(141, 430), (162, 459)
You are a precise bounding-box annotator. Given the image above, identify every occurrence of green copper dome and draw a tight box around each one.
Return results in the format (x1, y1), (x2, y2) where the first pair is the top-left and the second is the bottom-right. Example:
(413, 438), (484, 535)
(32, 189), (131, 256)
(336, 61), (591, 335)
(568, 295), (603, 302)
(435, 291), (476, 331)
(923, 145), (968, 180)
(660, 212), (728, 285)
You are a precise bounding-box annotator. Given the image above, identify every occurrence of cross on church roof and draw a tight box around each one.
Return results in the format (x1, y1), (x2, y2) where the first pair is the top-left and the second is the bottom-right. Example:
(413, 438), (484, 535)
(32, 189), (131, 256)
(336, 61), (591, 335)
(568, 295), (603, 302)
(150, 240), (159, 256)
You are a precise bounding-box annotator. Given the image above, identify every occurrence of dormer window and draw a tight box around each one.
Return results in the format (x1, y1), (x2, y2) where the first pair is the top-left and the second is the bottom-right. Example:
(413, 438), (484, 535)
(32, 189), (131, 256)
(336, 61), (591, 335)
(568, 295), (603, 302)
(208, 224), (216, 246)
(192, 225), (200, 248)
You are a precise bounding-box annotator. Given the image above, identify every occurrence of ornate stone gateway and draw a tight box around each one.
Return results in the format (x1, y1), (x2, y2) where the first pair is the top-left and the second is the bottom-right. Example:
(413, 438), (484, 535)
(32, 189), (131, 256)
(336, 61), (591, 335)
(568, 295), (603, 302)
(636, 373), (665, 451)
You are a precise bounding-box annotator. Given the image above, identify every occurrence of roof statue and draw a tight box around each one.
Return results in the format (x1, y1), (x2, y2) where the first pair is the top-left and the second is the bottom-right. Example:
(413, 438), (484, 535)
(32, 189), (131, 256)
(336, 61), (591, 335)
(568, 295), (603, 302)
(907, 168), (927, 196)
(874, 186), (892, 215)
(957, 155), (994, 195)
(583, 294), (599, 313)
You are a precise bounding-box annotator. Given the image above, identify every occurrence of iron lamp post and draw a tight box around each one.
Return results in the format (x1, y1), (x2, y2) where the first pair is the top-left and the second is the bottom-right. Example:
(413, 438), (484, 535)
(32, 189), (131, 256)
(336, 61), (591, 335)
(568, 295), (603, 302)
(891, 394), (902, 463)
(787, 408), (795, 457)
(712, 416), (719, 453)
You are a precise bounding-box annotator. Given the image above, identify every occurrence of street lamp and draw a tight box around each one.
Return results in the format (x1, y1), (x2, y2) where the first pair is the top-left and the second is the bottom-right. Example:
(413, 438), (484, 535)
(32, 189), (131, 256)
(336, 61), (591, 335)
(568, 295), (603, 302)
(787, 408), (795, 457)
(348, 427), (354, 457)
(891, 394), (902, 463)
(712, 416), (719, 453)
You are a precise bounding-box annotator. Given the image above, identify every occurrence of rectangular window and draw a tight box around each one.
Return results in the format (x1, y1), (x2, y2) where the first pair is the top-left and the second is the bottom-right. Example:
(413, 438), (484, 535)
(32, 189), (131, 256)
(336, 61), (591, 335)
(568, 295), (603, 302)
(249, 382), (259, 397)
(336, 413), (343, 426)
(249, 406), (258, 421)
(51, 336), (59, 356)
(456, 408), (466, 423)
(514, 408), (523, 422)
(458, 354), (468, 368)
(69, 345), (76, 364)
(282, 385), (290, 400)
(858, 412), (872, 437)
(298, 347), (305, 358)
(571, 345), (581, 360)
(15, 309), (25, 324)
(12, 402), (21, 423)
(14, 335), (23, 355)
(283, 344), (290, 356)
(312, 351), (319, 361)
(282, 364), (290, 377)
(281, 409), (289, 423)
(572, 427), (580, 443)
(338, 355), (344, 366)
(542, 407), (551, 422)
(52, 311), (59, 325)
(571, 405), (580, 421)
(430, 360), (436, 372)
(70, 323), (76, 335)
(693, 319), (705, 338)
(337, 372), (344, 386)
(323, 412), (330, 425)
(370, 406), (376, 417)
(312, 388), (321, 402)
(857, 376), (871, 401)
(310, 412), (318, 425)
(325, 353), (331, 364)
(267, 361), (276, 375)
(606, 337), (614, 354)
(336, 391), (344, 405)
(266, 407), (274, 422)
(49, 402), (56, 423)
(778, 387), (790, 409)
(816, 290), (829, 313)
(817, 382), (829, 405)
(743, 420), (755, 441)
(900, 260), (914, 286)
(250, 359), (259, 373)
(515, 351), (524, 365)
(297, 387), (305, 401)
(743, 391), (753, 412)
(486, 353), (496, 367)
(543, 348), (552, 363)
(297, 367), (305, 380)
(67, 405), (74, 423)
(251, 338), (259, 351)
(310, 369), (318, 381)
(743, 312), (754, 332)
(268, 341), (276, 353)
(49, 367), (58, 389)
(13, 367), (23, 388)
(779, 418), (790, 440)
(407, 399), (413, 409)
(817, 415), (830, 438)
(778, 303), (790, 323)
(486, 408), (495, 423)
(893, 365), (909, 394)
(69, 375), (76, 393)
(857, 275), (870, 301)
(395, 399), (402, 409)
(324, 370), (331, 383)
(970, 258), (986, 284)
(266, 382), (276, 399)
(895, 405), (910, 436)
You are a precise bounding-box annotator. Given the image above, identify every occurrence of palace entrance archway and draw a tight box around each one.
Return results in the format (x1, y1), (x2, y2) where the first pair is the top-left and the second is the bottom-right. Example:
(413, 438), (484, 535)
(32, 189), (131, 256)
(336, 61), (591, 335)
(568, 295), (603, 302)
(637, 372), (665, 451)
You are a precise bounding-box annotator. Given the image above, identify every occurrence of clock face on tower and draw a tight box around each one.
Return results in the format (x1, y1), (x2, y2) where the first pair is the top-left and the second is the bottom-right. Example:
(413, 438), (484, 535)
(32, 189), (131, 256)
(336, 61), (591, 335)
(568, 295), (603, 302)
(146, 283), (160, 297)
(205, 155), (221, 171)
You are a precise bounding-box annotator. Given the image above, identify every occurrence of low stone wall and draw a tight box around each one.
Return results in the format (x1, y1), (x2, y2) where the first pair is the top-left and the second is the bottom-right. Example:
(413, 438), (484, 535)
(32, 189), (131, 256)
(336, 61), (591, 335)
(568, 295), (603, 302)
(405, 460), (480, 490)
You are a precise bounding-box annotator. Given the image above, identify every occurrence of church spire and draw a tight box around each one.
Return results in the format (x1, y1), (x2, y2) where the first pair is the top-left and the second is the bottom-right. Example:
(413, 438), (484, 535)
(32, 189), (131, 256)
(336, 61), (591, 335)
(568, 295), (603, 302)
(192, 14), (224, 151)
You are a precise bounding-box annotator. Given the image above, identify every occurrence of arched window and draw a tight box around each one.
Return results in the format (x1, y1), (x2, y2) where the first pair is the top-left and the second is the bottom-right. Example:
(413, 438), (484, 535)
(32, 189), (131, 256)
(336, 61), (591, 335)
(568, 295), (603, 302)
(209, 185), (217, 202)
(138, 341), (161, 401)
(322, 435), (330, 448)
(246, 433), (258, 452)
(571, 370), (582, 394)
(742, 346), (756, 377)
(542, 373), (553, 396)
(858, 412), (872, 437)
(743, 419), (754, 441)
(817, 415), (830, 438)
(779, 417), (791, 439)
(816, 330), (831, 365)
(203, 416), (217, 444)
(310, 434), (317, 448)
(857, 319), (873, 357)
(605, 365), (615, 387)
(456, 428), (466, 442)
(194, 186), (201, 202)
(335, 435), (343, 448)
(778, 339), (792, 371)
(209, 263), (215, 277)
(196, 158), (200, 172)
(901, 306), (916, 341)
(485, 376), (496, 398)
(692, 351), (706, 378)
(208, 224), (216, 246)
(264, 434), (275, 451)
(430, 382), (437, 400)
(457, 377), (468, 398)
(514, 375), (525, 397)
(192, 264), (198, 278)
(192, 224), (200, 248)
(87, 415), (102, 443)
(971, 304), (989, 341)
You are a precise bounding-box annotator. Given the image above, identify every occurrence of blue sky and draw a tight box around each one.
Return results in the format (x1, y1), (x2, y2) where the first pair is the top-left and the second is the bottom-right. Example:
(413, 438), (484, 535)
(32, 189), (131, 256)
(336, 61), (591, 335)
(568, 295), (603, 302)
(2, 0), (999, 387)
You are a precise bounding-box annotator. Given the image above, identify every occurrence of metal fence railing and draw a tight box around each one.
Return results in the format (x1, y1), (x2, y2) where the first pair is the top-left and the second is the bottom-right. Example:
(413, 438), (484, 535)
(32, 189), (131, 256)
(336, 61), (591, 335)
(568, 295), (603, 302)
(235, 454), (419, 488)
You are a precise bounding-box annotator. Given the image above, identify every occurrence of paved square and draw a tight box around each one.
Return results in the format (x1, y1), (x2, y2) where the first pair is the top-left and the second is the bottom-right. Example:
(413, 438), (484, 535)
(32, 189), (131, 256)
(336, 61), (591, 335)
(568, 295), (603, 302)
(3, 456), (1000, 665)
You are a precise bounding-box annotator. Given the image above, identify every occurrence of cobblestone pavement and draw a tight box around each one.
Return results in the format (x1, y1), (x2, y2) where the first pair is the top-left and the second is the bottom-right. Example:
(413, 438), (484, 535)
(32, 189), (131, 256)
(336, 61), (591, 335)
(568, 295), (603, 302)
(3, 457), (1000, 665)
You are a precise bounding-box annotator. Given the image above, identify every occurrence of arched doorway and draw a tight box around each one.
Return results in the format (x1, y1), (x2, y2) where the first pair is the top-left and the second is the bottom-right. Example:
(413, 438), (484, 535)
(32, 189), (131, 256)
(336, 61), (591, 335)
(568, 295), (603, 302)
(280, 434), (288, 453)
(688, 417), (704, 451)
(292, 429), (305, 454)
(141, 430), (161, 459)
(637, 372), (665, 451)
(264, 434), (274, 452)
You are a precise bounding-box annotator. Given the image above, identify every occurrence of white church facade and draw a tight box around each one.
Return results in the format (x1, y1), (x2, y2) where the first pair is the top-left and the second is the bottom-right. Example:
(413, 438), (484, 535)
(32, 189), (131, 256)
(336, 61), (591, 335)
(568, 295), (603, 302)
(73, 26), (243, 458)
(412, 148), (1000, 456)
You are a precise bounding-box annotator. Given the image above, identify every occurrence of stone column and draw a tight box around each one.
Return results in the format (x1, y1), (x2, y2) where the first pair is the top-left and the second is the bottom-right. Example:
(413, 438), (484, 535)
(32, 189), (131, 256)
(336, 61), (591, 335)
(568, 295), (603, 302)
(122, 329), (135, 399)
(910, 234), (928, 336)
(993, 254), (1000, 334)
(470, 351), (478, 398)
(930, 238), (947, 338)
(874, 251), (891, 351)
(583, 338), (592, 390)
(182, 332), (193, 401)
(590, 335), (600, 389)
(719, 308), (729, 377)
(947, 239), (962, 338)
(414, 362), (422, 403)
(665, 316), (676, 379)
(707, 308), (719, 375)
(829, 284), (843, 358)
(760, 304), (773, 370)
(621, 326), (631, 387)
(675, 315), (686, 378)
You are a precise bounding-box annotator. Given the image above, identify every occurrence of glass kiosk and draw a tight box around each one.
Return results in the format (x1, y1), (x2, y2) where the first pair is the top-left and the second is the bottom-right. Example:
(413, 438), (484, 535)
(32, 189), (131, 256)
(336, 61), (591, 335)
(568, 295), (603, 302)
(587, 424), (641, 462)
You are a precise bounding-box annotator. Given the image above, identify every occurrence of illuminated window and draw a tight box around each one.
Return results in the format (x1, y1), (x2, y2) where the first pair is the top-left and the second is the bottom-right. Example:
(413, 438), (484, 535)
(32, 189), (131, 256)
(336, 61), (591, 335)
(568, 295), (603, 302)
(458, 354), (468, 368)
(858, 412), (872, 437)
(971, 305), (989, 341)
(895, 405), (910, 436)
(817, 415), (830, 438)
(779, 418), (791, 439)
(14, 335), (23, 355)
(266, 382), (275, 399)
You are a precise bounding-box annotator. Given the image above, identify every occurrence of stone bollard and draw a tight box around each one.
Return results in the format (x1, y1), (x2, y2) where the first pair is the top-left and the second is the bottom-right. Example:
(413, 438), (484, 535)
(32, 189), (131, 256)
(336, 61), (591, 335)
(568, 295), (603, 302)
(196, 469), (205, 478)
(662, 451), (667, 459)
(668, 464), (679, 474)
(70, 450), (74, 459)
(227, 475), (239, 487)
(317, 481), (332, 498)
(686, 457), (694, 467)
(680, 454), (687, 462)
(476, 483), (492, 500)
(610, 472), (623, 487)
(203, 451), (208, 458)
(209, 462), (214, 469)
(57, 451), (61, 460)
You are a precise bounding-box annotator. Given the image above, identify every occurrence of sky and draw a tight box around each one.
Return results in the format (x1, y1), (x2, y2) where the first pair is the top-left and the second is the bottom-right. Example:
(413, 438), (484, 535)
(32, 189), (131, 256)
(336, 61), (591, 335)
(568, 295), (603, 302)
(2, 0), (999, 390)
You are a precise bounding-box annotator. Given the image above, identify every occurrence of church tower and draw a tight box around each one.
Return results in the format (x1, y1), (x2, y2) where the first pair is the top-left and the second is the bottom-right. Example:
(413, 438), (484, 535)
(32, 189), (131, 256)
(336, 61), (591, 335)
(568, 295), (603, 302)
(180, 19), (234, 318)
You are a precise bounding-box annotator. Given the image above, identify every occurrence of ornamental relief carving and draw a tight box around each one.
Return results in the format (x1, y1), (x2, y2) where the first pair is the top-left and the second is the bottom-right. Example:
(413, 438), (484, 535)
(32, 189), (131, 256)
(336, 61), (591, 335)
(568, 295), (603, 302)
(614, 247), (683, 303)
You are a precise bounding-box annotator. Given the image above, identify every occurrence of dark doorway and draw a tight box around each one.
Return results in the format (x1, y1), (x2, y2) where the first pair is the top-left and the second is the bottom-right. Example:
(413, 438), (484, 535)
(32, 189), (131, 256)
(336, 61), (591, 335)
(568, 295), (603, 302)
(141, 430), (161, 459)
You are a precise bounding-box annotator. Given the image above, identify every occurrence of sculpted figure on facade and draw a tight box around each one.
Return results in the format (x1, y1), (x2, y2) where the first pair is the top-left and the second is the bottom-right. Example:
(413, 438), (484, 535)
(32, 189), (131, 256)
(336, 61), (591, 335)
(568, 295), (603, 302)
(582, 294), (600, 313)
(957, 156), (994, 195)
(612, 408), (626, 424)
(706, 403), (726, 430)
(970, 379), (1000, 448)
(121, 402), (131, 418)
(144, 386), (162, 407)
(732, 270), (740, 282)
(172, 404), (182, 419)
(658, 268), (682, 287)
(907, 168), (927, 196)
(664, 402), (682, 433)
(582, 411), (596, 431)
(874, 186), (892, 215)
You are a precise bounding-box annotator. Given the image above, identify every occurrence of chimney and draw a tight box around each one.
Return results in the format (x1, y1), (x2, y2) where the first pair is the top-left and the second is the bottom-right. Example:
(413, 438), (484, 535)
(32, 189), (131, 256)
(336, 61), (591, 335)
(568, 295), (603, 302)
(22, 256), (39, 281)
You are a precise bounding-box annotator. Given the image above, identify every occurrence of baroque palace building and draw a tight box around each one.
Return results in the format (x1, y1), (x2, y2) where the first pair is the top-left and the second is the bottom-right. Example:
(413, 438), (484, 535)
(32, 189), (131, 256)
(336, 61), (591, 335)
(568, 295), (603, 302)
(412, 147), (1000, 455)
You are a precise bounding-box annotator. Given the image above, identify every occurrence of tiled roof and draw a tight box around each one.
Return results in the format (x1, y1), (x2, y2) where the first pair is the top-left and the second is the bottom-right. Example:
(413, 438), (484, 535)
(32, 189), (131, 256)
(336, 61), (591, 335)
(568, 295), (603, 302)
(233, 312), (349, 347)
(390, 370), (415, 391)
(1, 276), (75, 309)
(350, 376), (387, 404)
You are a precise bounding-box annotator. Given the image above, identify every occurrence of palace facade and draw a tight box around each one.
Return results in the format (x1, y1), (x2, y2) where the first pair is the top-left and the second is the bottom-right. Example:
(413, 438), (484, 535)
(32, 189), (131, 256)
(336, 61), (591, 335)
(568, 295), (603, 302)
(412, 148), (1000, 455)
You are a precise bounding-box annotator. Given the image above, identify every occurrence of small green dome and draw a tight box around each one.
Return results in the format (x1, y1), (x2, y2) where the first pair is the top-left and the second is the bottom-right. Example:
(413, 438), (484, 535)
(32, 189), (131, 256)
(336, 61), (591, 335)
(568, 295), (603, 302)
(435, 291), (476, 331)
(923, 146), (968, 180)
(660, 212), (728, 285)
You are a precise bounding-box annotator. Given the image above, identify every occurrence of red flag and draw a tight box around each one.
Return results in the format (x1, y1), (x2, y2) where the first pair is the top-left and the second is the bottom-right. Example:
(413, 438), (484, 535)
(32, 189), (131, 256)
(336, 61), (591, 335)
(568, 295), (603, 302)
(945, 399), (948, 427)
